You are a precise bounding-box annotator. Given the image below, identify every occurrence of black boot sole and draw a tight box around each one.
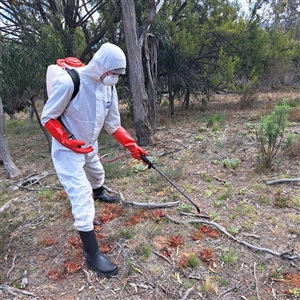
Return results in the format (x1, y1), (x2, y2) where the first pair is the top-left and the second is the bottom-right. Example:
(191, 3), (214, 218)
(86, 262), (119, 277)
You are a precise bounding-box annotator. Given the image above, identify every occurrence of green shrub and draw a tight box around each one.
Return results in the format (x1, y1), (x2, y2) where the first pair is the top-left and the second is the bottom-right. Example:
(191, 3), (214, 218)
(255, 102), (291, 168)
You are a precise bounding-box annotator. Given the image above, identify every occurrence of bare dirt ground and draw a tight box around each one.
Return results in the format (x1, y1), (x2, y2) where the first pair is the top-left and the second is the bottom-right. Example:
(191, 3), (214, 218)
(1, 92), (300, 300)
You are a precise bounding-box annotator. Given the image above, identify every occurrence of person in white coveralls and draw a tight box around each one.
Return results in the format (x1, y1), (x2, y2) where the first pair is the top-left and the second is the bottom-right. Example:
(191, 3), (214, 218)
(41, 42), (148, 277)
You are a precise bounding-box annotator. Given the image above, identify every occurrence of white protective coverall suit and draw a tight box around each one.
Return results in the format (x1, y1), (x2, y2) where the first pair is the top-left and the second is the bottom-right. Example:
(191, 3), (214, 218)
(41, 43), (126, 232)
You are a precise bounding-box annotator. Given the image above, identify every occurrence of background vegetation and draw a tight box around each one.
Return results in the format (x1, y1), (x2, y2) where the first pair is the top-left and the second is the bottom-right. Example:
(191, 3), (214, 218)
(1, 0), (300, 122)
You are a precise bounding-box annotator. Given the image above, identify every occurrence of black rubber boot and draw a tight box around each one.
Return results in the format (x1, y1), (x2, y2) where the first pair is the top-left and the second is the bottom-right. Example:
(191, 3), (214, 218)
(78, 230), (119, 277)
(93, 186), (117, 203)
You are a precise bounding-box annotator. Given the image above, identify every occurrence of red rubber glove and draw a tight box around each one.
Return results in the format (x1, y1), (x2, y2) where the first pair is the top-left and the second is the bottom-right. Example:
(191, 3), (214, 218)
(112, 126), (148, 160)
(44, 119), (94, 154)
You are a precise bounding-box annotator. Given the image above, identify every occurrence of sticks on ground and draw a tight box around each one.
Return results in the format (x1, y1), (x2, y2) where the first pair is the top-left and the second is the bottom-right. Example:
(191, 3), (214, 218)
(165, 214), (300, 263)
(0, 284), (36, 297)
(104, 186), (180, 209)
(266, 177), (300, 185)
(12, 170), (56, 191)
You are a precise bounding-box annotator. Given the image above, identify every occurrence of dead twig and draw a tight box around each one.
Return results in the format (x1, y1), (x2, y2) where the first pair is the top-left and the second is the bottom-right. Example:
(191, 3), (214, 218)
(0, 197), (18, 213)
(0, 284), (36, 297)
(180, 286), (194, 300)
(165, 214), (300, 263)
(24, 212), (50, 228)
(215, 284), (242, 300)
(118, 190), (180, 209)
(6, 251), (17, 278)
(179, 211), (210, 219)
(12, 170), (56, 191)
(266, 177), (300, 185)
(104, 186), (180, 209)
(82, 268), (93, 286)
(253, 262), (261, 300)
(152, 250), (172, 265)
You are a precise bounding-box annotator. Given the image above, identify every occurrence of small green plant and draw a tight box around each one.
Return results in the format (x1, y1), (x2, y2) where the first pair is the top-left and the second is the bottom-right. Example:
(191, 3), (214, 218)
(206, 112), (225, 127)
(215, 276), (229, 286)
(212, 125), (219, 132)
(227, 225), (241, 235)
(256, 194), (271, 205)
(217, 188), (232, 200)
(281, 133), (296, 151)
(271, 266), (284, 279)
(134, 187), (144, 195)
(195, 134), (205, 141)
(177, 204), (194, 213)
(187, 254), (200, 268)
(118, 227), (134, 239)
(292, 196), (300, 208)
(198, 126), (208, 132)
(255, 102), (291, 169)
(288, 288), (300, 297)
(220, 248), (240, 264)
(257, 264), (264, 272)
(132, 163), (148, 173)
(141, 244), (152, 261)
(214, 199), (223, 208)
(209, 212), (220, 222)
(222, 157), (241, 169)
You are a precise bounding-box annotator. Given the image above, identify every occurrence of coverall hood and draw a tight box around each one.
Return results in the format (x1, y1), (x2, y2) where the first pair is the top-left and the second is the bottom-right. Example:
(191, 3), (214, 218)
(80, 43), (126, 81)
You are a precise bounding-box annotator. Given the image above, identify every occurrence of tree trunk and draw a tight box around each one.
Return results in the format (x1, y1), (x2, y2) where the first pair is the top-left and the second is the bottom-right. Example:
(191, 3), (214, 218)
(0, 96), (20, 178)
(120, 0), (152, 146)
(145, 34), (158, 131)
(181, 85), (190, 110)
(29, 91), (52, 152)
(168, 72), (175, 116)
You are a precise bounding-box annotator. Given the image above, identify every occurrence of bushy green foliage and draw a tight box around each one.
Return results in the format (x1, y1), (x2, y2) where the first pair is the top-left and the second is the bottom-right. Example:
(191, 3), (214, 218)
(255, 102), (291, 168)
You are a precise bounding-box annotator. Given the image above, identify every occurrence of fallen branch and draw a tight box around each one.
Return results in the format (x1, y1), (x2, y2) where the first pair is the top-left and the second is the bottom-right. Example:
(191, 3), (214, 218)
(253, 262), (261, 300)
(152, 250), (172, 265)
(0, 284), (35, 297)
(104, 186), (180, 209)
(180, 286), (194, 300)
(0, 197), (18, 213)
(12, 170), (56, 191)
(179, 211), (210, 220)
(266, 177), (300, 185)
(165, 215), (300, 263)
(6, 251), (17, 278)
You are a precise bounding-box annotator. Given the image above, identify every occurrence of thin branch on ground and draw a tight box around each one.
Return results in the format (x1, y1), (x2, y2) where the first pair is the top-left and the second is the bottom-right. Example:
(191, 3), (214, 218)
(179, 211), (210, 219)
(6, 251), (17, 278)
(0, 284), (36, 298)
(253, 262), (261, 300)
(165, 214), (300, 263)
(120, 193), (180, 208)
(0, 197), (18, 213)
(180, 286), (194, 300)
(266, 177), (300, 185)
(12, 170), (56, 190)
(152, 250), (172, 265)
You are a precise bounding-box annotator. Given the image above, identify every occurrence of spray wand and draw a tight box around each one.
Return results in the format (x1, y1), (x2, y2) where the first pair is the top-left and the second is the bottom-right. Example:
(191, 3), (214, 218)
(141, 155), (201, 214)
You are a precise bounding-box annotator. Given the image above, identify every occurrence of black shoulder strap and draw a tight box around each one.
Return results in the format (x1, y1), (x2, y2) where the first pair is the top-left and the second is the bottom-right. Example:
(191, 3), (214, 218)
(66, 68), (80, 101)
